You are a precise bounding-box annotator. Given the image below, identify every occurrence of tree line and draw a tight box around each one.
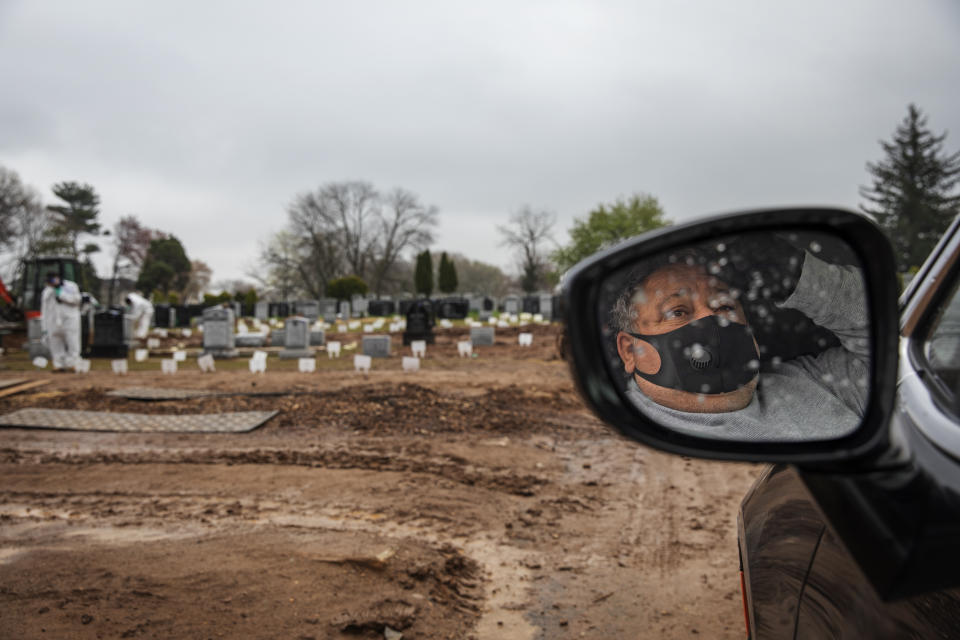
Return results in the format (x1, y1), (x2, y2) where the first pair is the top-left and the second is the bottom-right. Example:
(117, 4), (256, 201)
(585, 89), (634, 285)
(4, 104), (956, 308)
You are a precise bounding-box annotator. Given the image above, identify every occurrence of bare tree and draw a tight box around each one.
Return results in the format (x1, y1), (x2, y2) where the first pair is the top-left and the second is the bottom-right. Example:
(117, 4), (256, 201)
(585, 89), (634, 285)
(369, 187), (438, 294)
(183, 260), (213, 303)
(253, 230), (313, 300)
(286, 192), (345, 296)
(449, 252), (512, 298)
(497, 206), (557, 293)
(107, 215), (155, 304)
(321, 181), (381, 278)
(0, 166), (50, 283)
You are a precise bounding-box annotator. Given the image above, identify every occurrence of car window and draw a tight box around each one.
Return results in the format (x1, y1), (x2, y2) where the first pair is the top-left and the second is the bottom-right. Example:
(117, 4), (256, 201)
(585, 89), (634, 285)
(922, 274), (960, 400)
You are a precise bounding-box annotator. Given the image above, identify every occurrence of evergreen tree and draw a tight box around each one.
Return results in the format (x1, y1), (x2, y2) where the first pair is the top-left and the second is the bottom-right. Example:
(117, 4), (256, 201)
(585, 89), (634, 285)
(136, 236), (191, 297)
(438, 251), (458, 293)
(47, 181), (102, 257)
(327, 275), (368, 301)
(414, 250), (434, 297)
(860, 104), (960, 271)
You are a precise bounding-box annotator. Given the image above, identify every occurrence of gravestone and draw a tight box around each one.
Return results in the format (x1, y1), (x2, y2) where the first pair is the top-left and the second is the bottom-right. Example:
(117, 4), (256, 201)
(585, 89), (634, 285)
(173, 350), (187, 362)
(319, 298), (338, 323)
(268, 302), (290, 318)
(134, 349), (148, 362)
(410, 340), (426, 358)
(75, 359), (91, 373)
(202, 306), (238, 358)
(402, 356), (420, 372)
(32, 356), (48, 368)
(470, 326), (495, 346)
(27, 316), (51, 359)
(197, 353), (216, 372)
(309, 328), (326, 346)
(293, 300), (320, 323)
(338, 301), (351, 319)
(522, 296), (540, 314)
(236, 332), (267, 347)
(539, 294), (554, 321)
(436, 297), (469, 320)
(255, 301), (269, 321)
(111, 359), (128, 374)
(457, 341), (473, 357)
(362, 335), (391, 358)
(326, 341), (341, 358)
(90, 307), (128, 358)
(351, 295), (368, 317)
(154, 304), (176, 328)
(402, 299), (435, 346)
(161, 359), (177, 374)
(502, 296), (520, 315)
(270, 329), (285, 345)
(279, 316), (315, 359)
(298, 357), (316, 373)
(354, 354), (371, 372)
(518, 332), (533, 346)
(249, 350), (267, 373)
(367, 299), (396, 317)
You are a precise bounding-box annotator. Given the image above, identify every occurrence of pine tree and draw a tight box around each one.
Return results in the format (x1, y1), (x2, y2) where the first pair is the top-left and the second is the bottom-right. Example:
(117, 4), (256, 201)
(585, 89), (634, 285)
(414, 250), (434, 297)
(438, 251), (458, 293)
(47, 181), (102, 257)
(860, 104), (960, 271)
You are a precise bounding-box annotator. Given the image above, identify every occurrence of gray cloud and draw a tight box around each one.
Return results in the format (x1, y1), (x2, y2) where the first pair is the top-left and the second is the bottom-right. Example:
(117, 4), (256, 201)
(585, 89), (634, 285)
(1, 0), (958, 282)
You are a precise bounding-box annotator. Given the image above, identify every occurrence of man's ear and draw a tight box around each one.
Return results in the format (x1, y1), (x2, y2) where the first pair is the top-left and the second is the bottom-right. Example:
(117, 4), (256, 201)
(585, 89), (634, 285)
(616, 332), (661, 375)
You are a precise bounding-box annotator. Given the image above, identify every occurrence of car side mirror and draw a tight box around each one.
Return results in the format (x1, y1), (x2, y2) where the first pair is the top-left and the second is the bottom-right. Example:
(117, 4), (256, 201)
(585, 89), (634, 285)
(562, 208), (900, 464)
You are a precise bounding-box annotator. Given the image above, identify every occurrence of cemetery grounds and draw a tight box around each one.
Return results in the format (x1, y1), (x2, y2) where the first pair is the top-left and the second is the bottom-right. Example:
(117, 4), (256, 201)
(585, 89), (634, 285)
(0, 322), (761, 639)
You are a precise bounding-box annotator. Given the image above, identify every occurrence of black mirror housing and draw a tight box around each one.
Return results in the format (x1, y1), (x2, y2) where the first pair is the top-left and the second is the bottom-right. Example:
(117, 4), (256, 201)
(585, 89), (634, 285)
(562, 207), (900, 465)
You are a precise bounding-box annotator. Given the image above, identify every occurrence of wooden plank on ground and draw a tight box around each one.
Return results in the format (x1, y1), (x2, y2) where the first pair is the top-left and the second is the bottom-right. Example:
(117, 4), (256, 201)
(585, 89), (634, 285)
(0, 378), (28, 390)
(0, 379), (51, 399)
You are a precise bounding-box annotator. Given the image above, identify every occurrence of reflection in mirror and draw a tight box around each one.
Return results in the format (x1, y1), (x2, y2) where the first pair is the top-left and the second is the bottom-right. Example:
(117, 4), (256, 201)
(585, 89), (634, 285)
(599, 230), (871, 442)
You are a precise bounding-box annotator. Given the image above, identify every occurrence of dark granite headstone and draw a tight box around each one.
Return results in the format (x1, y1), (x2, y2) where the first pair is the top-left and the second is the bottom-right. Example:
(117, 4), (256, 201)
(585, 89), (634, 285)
(90, 307), (128, 358)
(402, 299), (435, 346)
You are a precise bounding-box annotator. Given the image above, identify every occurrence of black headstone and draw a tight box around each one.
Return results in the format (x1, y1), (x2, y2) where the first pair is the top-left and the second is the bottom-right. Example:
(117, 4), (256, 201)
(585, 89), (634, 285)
(90, 307), (128, 358)
(367, 300), (397, 317)
(436, 297), (469, 320)
(522, 296), (540, 314)
(402, 299), (435, 345)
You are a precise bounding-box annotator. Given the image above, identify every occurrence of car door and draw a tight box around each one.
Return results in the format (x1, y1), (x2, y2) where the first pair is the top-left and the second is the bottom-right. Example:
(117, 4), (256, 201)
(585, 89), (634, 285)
(793, 217), (960, 638)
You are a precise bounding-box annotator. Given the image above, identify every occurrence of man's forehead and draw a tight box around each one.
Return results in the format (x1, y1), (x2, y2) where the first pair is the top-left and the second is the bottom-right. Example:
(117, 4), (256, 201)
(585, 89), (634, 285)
(630, 263), (726, 306)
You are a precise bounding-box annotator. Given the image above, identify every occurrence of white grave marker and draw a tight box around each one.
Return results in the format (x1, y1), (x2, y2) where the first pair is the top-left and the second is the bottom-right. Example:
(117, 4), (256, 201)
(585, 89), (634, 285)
(32, 356), (48, 369)
(402, 356), (420, 372)
(237, 320), (249, 334)
(337, 324), (347, 333)
(157, 328), (169, 338)
(75, 359), (91, 373)
(161, 359), (177, 374)
(348, 320), (362, 330)
(354, 354), (372, 372)
(298, 357), (316, 373)
(488, 317), (498, 325)
(197, 353), (216, 372)
(518, 332), (534, 346)
(410, 340), (426, 358)
(327, 341), (341, 358)
(457, 341), (473, 357)
(147, 338), (160, 349)
(182, 329), (192, 338)
(135, 348), (149, 362)
(497, 321), (510, 328)
(533, 314), (544, 323)
(249, 350), (268, 373)
(440, 319), (453, 329)
(173, 350), (187, 362)
(111, 359), (128, 375)
(363, 324), (374, 333)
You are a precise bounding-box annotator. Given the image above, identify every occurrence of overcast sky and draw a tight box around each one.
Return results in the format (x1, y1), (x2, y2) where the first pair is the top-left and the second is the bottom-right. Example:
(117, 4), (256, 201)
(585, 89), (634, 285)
(2, 0), (959, 286)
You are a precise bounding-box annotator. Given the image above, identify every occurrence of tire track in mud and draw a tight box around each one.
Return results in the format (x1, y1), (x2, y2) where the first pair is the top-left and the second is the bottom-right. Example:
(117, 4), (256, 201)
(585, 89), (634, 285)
(0, 446), (546, 496)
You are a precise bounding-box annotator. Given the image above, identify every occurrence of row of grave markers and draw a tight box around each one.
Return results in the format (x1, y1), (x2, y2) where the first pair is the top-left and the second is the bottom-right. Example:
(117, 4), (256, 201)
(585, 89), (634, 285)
(33, 331), (537, 374)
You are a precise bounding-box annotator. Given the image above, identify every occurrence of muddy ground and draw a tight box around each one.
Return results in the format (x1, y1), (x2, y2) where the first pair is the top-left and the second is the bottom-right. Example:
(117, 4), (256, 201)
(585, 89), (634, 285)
(0, 324), (761, 639)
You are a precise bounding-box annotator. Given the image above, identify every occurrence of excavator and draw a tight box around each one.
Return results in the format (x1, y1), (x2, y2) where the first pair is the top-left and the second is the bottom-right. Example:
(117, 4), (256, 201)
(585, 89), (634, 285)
(0, 256), (81, 339)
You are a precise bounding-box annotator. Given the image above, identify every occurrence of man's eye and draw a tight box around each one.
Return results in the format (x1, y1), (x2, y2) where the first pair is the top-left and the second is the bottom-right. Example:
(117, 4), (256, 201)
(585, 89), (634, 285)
(664, 308), (688, 319)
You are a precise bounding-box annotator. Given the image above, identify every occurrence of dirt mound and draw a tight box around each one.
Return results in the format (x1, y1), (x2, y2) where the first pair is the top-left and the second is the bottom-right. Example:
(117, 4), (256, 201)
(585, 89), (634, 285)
(1, 382), (586, 437)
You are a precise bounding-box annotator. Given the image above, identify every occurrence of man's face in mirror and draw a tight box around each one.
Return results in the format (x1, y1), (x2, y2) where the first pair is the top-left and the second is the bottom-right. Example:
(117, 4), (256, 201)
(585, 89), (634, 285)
(616, 263), (759, 413)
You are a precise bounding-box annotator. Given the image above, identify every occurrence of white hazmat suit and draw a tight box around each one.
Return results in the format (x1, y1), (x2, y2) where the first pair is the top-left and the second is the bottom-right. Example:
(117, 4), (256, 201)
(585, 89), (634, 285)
(40, 279), (82, 370)
(126, 292), (154, 340)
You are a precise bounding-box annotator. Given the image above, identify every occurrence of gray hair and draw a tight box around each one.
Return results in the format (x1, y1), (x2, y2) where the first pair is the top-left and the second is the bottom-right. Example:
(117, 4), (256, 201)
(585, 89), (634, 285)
(610, 248), (713, 333)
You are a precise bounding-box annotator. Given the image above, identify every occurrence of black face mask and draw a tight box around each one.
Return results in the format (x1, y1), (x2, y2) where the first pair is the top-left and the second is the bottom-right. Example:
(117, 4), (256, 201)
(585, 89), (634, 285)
(626, 315), (760, 394)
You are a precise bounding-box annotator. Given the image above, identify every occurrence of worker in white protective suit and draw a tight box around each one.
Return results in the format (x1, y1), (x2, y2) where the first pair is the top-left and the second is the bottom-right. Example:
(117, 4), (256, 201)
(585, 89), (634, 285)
(125, 291), (154, 340)
(40, 273), (83, 371)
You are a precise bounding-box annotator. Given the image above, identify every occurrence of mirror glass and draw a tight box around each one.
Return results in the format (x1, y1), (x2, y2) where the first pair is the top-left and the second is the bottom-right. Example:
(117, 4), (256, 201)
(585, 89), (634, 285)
(597, 229), (870, 442)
